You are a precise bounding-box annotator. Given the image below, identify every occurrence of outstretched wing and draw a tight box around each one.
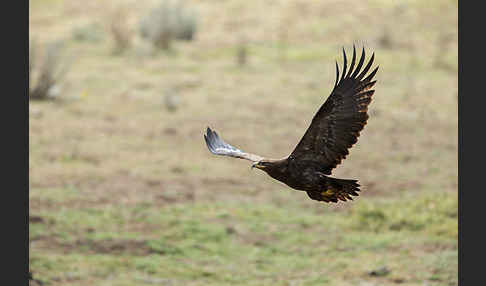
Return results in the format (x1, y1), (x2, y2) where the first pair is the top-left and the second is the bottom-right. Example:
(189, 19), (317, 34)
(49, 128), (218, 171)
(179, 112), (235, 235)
(290, 45), (379, 175)
(204, 127), (264, 162)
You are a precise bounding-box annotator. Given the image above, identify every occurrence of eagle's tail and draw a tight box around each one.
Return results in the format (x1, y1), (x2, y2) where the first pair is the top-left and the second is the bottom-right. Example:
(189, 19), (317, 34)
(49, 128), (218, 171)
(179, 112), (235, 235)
(306, 177), (361, 203)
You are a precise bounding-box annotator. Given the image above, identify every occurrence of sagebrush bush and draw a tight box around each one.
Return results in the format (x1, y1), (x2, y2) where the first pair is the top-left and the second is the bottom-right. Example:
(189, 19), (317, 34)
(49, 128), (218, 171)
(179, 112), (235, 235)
(109, 7), (134, 55)
(72, 23), (104, 43)
(29, 39), (72, 100)
(139, 0), (197, 50)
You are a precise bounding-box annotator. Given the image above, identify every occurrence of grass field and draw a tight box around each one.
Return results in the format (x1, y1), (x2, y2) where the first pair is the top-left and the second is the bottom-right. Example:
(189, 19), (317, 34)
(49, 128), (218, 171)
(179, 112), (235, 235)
(29, 0), (458, 285)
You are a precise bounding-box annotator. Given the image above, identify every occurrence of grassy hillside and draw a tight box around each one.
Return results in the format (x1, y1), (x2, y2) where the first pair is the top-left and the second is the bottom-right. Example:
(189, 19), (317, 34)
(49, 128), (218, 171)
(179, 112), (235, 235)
(29, 0), (458, 285)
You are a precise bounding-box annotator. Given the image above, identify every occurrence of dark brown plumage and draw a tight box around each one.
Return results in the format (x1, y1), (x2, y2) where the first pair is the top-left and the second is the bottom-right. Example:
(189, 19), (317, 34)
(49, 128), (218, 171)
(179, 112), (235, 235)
(204, 45), (378, 203)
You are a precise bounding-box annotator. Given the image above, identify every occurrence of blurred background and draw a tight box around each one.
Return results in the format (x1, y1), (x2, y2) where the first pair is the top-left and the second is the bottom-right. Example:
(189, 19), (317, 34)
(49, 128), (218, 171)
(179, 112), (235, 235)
(29, 0), (458, 285)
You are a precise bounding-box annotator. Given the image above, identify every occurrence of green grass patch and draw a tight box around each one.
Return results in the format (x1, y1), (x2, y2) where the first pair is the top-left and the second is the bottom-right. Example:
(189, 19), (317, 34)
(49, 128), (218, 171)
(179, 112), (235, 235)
(349, 191), (457, 238)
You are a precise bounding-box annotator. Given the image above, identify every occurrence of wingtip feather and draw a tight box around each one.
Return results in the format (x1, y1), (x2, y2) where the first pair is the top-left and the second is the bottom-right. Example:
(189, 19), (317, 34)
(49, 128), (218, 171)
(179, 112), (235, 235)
(334, 61), (340, 88)
(351, 47), (366, 78)
(346, 44), (357, 78)
(341, 47), (347, 81)
(357, 52), (375, 81)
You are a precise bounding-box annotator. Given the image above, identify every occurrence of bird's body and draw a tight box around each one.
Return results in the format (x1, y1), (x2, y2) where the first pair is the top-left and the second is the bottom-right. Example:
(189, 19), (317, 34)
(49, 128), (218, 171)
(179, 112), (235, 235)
(204, 46), (378, 203)
(245, 157), (361, 203)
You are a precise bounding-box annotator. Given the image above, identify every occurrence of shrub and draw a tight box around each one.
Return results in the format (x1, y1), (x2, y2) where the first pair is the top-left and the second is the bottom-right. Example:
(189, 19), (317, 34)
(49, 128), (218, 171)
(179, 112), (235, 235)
(139, 0), (198, 50)
(29, 39), (72, 100)
(72, 23), (104, 43)
(109, 7), (134, 55)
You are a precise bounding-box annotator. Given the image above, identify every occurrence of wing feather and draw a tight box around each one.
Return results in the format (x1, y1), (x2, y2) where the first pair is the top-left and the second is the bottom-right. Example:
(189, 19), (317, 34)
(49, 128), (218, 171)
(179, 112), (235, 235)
(351, 47), (366, 78)
(346, 45), (357, 78)
(340, 47), (348, 82)
(290, 46), (379, 175)
(334, 61), (340, 88)
(204, 127), (264, 162)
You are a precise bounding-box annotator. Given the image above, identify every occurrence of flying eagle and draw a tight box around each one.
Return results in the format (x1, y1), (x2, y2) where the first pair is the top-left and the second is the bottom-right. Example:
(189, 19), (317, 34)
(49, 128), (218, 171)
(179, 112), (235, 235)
(204, 46), (378, 203)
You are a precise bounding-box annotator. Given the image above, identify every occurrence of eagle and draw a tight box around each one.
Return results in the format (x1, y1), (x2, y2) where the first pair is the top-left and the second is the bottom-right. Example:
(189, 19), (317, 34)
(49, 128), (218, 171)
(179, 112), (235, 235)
(204, 46), (378, 203)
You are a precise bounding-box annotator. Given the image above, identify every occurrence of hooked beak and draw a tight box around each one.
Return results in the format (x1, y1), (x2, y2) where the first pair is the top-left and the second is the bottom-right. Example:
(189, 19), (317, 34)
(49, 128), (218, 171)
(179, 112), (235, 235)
(251, 162), (264, 170)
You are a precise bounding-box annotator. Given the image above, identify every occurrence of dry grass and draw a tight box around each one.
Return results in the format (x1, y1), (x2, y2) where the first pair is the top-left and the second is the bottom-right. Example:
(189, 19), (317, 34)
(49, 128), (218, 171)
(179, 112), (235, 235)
(29, 0), (457, 285)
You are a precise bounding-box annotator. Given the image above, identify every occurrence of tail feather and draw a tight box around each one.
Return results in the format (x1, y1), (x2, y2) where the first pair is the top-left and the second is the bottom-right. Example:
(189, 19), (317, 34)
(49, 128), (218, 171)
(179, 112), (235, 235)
(306, 178), (361, 203)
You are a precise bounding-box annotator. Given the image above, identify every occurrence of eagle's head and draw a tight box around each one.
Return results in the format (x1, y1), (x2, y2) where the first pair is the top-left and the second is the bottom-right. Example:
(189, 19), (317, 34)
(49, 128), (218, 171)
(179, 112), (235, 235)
(251, 160), (272, 170)
(251, 158), (288, 172)
(251, 158), (289, 183)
